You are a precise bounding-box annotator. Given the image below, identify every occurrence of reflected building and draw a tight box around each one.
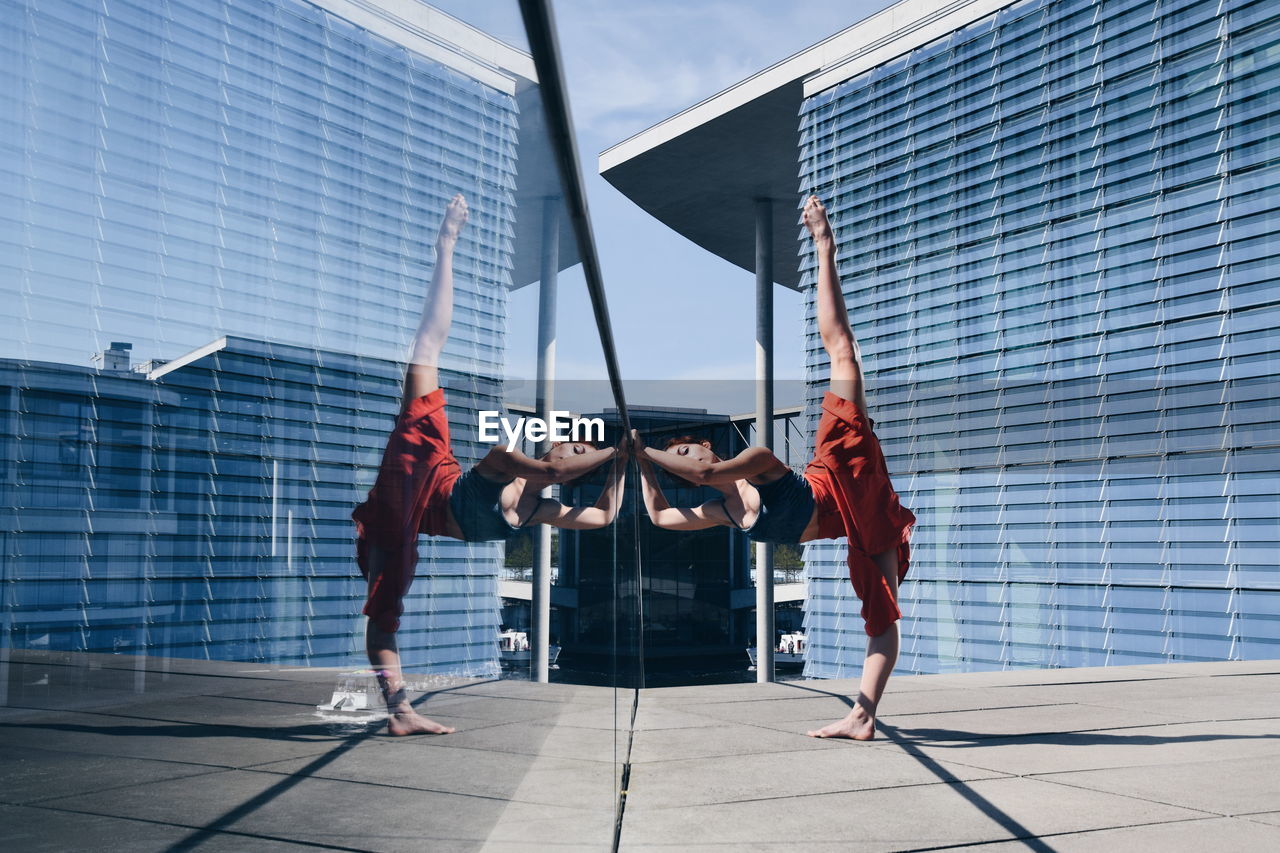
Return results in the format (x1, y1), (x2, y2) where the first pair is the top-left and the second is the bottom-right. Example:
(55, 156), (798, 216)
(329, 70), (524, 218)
(534, 405), (807, 687)
(603, 0), (1280, 676)
(1, 0), (568, 674)
(1, 338), (502, 670)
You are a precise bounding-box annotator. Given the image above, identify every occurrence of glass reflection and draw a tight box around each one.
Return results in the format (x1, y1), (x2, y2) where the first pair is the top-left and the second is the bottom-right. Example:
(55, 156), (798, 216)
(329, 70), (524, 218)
(352, 195), (625, 731)
(2, 0), (629, 846)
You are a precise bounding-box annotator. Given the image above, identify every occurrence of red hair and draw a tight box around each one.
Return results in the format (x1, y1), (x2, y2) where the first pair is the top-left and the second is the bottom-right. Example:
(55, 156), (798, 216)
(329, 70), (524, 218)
(663, 435), (713, 452)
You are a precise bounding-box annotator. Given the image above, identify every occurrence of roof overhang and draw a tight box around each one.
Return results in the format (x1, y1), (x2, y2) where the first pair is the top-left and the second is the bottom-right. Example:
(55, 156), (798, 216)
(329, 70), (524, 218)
(598, 0), (1012, 290)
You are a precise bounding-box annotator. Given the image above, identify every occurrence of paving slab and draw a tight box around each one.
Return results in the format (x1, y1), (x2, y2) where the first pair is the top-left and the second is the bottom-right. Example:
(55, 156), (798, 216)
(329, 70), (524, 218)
(619, 661), (1280, 851)
(1039, 755), (1280, 817)
(0, 653), (621, 852)
(618, 775), (1207, 850)
(0, 744), (224, 806)
(623, 744), (1007, 809)
(961, 815), (1280, 851)
(0, 802), (215, 852)
(37, 767), (599, 852)
(626, 719), (836, 764)
(892, 716), (1280, 777)
(0, 707), (340, 769)
(1244, 810), (1280, 828)
(252, 739), (617, 808)
(630, 703), (745, 731)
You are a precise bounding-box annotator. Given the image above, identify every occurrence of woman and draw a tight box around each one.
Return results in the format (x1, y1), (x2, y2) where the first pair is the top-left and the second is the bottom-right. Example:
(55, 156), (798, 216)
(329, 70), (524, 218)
(636, 195), (914, 740)
(353, 194), (626, 735)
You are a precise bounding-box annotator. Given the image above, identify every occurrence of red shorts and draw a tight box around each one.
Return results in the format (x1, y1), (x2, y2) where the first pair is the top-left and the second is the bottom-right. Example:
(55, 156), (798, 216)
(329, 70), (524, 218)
(803, 392), (916, 637)
(351, 388), (461, 633)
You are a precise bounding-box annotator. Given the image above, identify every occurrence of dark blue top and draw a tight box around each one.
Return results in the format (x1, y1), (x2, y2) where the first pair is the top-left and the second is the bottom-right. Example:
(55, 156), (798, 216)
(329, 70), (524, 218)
(723, 470), (816, 544)
(448, 468), (526, 541)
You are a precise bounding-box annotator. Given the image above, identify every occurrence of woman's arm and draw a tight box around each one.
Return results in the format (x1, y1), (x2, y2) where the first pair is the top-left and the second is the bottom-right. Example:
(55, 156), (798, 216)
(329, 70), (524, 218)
(530, 437), (629, 530)
(476, 444), (616, 485)
(641, 444), (786, 486)
(635, 431), (732, 531)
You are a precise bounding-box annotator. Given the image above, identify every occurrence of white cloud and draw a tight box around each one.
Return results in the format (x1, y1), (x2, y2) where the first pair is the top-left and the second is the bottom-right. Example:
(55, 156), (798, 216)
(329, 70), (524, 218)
(557, 0), (856, 143)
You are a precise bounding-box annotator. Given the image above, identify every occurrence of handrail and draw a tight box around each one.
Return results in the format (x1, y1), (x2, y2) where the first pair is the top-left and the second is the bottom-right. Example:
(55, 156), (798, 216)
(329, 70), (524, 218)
(515, 7), (643, 850)
(518, 0), (631, 435)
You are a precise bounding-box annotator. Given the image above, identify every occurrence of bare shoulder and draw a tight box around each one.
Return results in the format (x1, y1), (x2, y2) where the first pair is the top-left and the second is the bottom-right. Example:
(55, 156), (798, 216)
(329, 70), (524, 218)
(733, 446), (789, 477)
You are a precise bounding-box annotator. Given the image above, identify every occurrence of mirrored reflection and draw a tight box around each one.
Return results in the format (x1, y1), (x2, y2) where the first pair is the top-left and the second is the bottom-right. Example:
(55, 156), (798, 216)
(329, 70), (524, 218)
(1, 0), (627, 846)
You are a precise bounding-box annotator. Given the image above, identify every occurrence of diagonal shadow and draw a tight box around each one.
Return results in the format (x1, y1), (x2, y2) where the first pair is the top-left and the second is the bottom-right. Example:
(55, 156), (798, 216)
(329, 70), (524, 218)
(891, 727), (1280, 748)
(1, 719), (345, 743)
(779, 681), (1057, 852)
(878, 723), (1058, 853)
(158, 678), (497, 852)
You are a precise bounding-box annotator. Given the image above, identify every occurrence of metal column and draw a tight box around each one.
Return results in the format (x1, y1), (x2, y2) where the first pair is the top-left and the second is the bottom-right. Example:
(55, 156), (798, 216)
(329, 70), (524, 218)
(754, 198), (775, 684)
(532, 198), (559, 683)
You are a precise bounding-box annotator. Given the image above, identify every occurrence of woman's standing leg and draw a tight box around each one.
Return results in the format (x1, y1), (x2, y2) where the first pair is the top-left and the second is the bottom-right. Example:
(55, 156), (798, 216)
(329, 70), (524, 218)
(802, 195), (898, 739)
(365, 194), (468, 735)
(807, 549), (899, 740)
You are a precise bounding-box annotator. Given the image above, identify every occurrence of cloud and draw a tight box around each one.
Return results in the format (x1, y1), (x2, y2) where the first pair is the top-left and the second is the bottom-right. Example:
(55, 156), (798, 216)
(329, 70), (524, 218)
(557, 0), (838, 144)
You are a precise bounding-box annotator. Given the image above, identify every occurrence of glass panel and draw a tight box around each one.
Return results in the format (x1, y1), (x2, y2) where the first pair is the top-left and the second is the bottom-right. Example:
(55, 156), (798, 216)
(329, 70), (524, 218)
(1, 0), (629, 846)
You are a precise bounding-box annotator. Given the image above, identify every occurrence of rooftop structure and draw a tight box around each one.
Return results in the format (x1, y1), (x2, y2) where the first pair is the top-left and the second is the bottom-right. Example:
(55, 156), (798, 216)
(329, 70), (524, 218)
(600, 0), (1280, 679)
(599, 0), (1011, 288)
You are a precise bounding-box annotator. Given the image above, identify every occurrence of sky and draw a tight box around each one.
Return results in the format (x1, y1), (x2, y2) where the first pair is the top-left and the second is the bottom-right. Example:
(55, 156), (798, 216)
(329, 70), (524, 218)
(434, 0), (894, 410)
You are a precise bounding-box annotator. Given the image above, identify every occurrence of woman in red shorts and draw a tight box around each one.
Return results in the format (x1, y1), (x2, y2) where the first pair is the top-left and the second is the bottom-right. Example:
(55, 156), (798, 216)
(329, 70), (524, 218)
(353, 195), (626, 735)
(636, 195), (914, 740)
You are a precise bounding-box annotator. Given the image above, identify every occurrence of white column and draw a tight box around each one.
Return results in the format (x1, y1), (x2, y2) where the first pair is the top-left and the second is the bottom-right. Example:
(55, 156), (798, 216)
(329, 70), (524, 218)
(754, 198), (775, 684)
(532, 198), (559, 683)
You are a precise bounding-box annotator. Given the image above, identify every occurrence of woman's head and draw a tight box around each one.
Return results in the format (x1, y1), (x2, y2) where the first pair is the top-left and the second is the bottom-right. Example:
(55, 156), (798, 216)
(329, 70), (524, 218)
(663, 435), (720, 464)
(542, 440), (596, 463)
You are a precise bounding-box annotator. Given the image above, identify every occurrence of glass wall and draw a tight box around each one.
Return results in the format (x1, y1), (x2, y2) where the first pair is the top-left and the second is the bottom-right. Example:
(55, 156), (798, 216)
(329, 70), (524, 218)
(798, 0), (1280, 676)
(2, 0), (531, 672)
(1, 0), (633, 846)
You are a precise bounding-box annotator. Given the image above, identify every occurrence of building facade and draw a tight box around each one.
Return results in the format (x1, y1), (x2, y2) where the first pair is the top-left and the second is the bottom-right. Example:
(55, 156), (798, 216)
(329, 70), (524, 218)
(1, 0), (532, 673)
(602, 0), (1279, 678)
(799, 0), (1279, 675)
(0, 339), (504, 672)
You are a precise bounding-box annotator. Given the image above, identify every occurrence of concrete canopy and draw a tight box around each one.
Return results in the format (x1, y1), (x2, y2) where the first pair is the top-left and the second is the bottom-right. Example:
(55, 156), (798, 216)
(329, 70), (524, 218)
(597, 0), (1012, 291)
(601, 81), (807, 290)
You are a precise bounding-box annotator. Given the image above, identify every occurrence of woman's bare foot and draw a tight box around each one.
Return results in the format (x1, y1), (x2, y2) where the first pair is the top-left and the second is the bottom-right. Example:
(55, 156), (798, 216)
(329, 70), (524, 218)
(387, 706), (455, 736)
(376, 671), (455, 735)
(806, 702), (875, 740)
(438, 193), (468, 245)
(802, 195), (834, 248)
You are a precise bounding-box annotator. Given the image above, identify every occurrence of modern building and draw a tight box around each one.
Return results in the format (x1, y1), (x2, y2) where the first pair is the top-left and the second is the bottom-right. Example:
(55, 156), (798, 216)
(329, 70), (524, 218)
(0, 337), (508, 671)
(497, 403), (810, 686)
(1, 0), (577, 674)
(602, 0), (1280, 677)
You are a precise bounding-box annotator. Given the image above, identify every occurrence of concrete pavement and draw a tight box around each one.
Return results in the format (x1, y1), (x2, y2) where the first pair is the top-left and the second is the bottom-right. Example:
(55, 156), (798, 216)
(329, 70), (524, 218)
(1, 652), (1278, 851)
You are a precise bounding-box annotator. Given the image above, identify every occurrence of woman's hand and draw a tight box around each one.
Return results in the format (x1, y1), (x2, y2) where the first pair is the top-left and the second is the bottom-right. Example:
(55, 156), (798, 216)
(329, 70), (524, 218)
(630, 429), (647, 456)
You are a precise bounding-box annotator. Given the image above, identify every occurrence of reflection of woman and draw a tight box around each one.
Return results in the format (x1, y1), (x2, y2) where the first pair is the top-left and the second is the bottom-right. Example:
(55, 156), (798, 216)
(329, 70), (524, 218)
(352, 195), (626, 735)
(636, 196), (915, 741)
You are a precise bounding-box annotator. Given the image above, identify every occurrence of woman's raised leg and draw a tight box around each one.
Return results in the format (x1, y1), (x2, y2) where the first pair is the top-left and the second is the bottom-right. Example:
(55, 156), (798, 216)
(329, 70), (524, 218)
(402, 193), (468, 406)
(803, 195), (868, 414)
